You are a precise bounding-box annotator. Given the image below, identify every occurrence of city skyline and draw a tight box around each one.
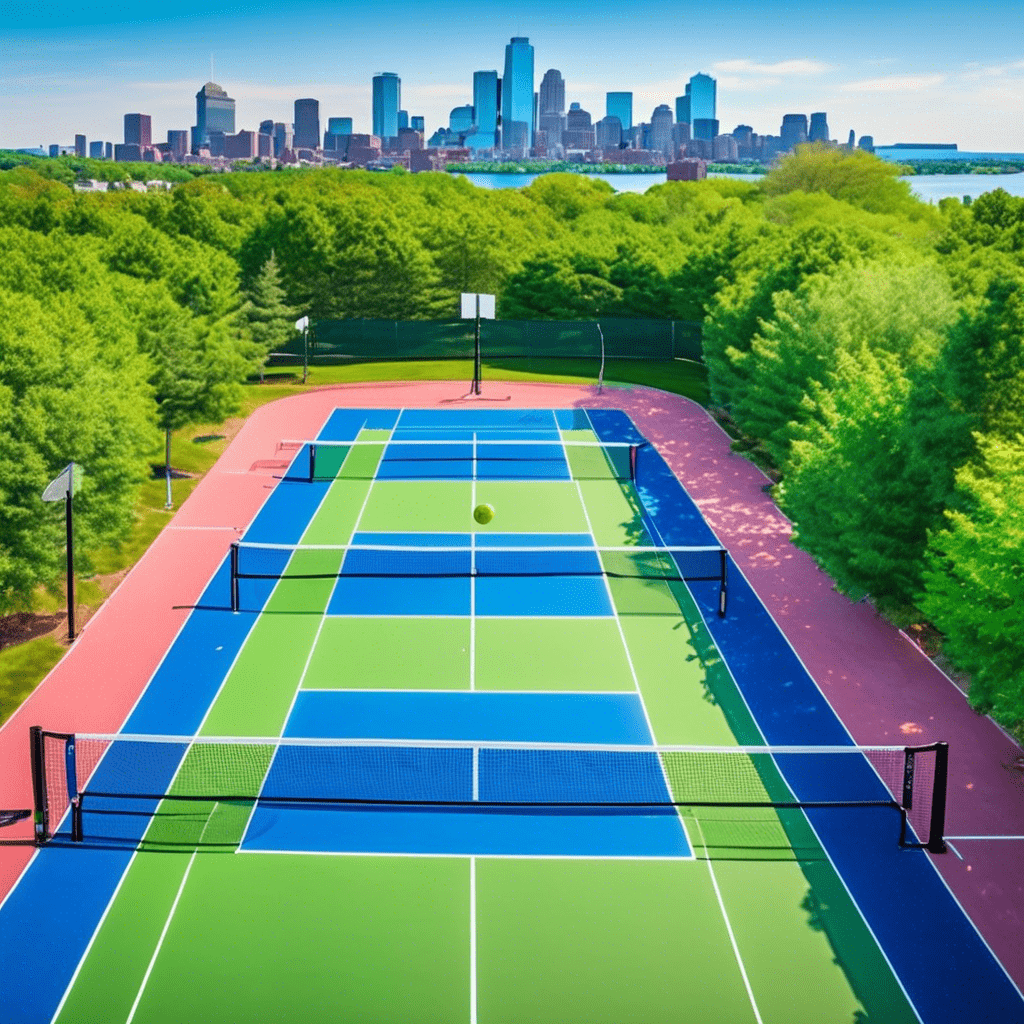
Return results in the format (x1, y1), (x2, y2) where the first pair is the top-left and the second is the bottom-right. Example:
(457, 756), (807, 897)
(4, 0), (1024, 152)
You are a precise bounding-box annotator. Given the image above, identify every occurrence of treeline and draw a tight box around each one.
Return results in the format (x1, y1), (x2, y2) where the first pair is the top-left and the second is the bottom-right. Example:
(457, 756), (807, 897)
(0, 145), (1020, 732)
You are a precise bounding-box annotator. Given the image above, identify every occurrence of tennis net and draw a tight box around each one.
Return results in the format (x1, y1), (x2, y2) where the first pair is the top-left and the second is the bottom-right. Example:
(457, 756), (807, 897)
(277, 438), (645, 483)
(29, 728), (948, 852)
(228, 542), (729, 615)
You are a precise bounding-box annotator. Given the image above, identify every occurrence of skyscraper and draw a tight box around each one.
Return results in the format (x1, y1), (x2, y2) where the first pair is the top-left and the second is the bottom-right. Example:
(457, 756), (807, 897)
(372, 73), (401, 143)
(538, 70), (566, 152)
(687, 74), (716, 122)
(294, 99), (320, 150)
(780, 113), (808, 150)
(411, 116), (425, 133)
(650, 104), (674, 158)
(74, 135), (86, 157)
(398, 110), (409, 131)
(192, 82), (235, 152)
(607, 92), (633, 131)
(501, 37), (534, 154)
(124, 113), (152, 147)
(809, 112), (830, 143)
(595, 116), (622, 150)
(675, 94), (690, 125)
(563, 103), (595, 150)
(467, 71), (499, 151)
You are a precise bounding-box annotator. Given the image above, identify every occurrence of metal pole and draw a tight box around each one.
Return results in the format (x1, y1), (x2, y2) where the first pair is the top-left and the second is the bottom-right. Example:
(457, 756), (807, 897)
(597, 323), (606, 395)
(303, 326), (308, 385)
(66, 474), (75, 641)
(474, 296), (482, 396)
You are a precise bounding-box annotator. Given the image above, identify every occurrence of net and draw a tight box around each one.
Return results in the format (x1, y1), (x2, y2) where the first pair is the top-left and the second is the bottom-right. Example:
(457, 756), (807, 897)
(29, 729), (948, 852)
(278, 438), (644, 483)
(228, 542), (728, 614)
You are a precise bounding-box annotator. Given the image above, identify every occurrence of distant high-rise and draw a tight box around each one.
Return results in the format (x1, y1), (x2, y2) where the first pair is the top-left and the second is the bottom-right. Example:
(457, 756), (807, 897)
(124, 113), (152, 147)
(74, 134), (86, 157)
(398, 110), (409, 131)
(809, 112), (830, 143)
(411, 116), (425, 132)
(675, 94), (690, 125)
(294, 99), (320, 150)
(193, 82), (235, 152)
(501, 37), (534, 153)
(563, 102), (595, 150)
(687, 74), (716, 122)
(449, 105), (475, 134)
(607, 92), (633, 131)
(273, 123), (293, 157)
(538, 70), (566, 151)
(467, 71), (499, 150)
(328, 117), (353, 136)
(372, 73), (401, 142)
(650, 104), (674, 158)
(692, 119), (719, 142)
(89, 140), (105, 159)
(780, 113), (808, 150)
(167, 130), (189, 161)
(595, 116), (623, 150)
(858, 136), (875, 152)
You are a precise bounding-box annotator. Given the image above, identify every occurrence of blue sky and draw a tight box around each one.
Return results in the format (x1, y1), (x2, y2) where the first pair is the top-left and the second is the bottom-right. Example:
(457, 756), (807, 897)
(4, 0), (1023, 151)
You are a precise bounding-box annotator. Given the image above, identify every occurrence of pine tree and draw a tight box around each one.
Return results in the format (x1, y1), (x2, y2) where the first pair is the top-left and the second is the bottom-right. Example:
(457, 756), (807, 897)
(240, 252), (296, 383)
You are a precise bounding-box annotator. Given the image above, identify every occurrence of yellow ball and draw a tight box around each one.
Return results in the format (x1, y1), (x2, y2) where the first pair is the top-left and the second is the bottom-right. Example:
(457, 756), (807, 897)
(473, 503), (495, 525)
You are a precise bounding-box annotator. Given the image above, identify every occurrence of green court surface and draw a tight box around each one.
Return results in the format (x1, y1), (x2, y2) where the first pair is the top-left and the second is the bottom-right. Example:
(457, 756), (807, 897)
(50, 419), (919, 1024)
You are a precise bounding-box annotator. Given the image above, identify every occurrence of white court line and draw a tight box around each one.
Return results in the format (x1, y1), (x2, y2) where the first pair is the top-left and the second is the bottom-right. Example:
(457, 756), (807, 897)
(691, 816), (764, 1024)
(470, 856), (478, 1024)
(299, 688), (638, 696)
(125, 807), (219, 1024)
(236, 424), (387, 850)
(945, 835), (1024, 841)
(238, 848), (692, 861)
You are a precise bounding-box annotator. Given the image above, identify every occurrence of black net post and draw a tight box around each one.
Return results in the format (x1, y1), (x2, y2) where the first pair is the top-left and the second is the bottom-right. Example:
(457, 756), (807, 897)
(230, 543), (240, 613)
(473, 310), (482, 395)
(928, 742), (949, 853)
(308, 443), (317, 482)
(718, 550), (728, 617)
(29, 726), (48, 845)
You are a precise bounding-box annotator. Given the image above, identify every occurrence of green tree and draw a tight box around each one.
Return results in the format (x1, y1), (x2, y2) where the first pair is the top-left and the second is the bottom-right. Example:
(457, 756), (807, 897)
(920, 435), (1024, 731)
(239, 252), (295, 381)
(0, 290), (156, 611)
(137, 302), (253, 507)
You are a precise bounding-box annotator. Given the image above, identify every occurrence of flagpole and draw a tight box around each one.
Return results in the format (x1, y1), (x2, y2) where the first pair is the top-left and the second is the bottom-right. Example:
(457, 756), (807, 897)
(66, 463), (75, 641)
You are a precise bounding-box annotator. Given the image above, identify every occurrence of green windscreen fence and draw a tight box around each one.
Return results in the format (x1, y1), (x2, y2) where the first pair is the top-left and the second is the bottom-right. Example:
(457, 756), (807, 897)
(272, 318), (702, 364)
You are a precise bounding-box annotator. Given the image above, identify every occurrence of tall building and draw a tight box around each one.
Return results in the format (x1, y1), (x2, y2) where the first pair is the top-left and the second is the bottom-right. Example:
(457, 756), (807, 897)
(411, 116), (425, 132)
(192, 82), (235, 152)
(273, 123), (293, 157)
(501, 37), (534, 154)
(449, 105), (475, 134)
(675, 94), (690, 125)
(607, 92), (633, 131)
(89, 140), (105, 159)
(563, 103), (595, 150)
(780, 113), (808, 150)
(692, 119), (719, 142)
(328, 117), (353, 136)
(74, 135), (86, 157)
(469, 70), (500, 150)
(372, 73), (401, 143)
(650, 104), (674, 158)
(538, 69), (566, 152)
(294, 99), (320, 150)
(687, 73), (716, 122)
(809, 112), (830, 143)
(167, 130), (189, 161)
(595, 115), (623, 150)
(398, 110), (409, 131)
(124, 113), (152, 147)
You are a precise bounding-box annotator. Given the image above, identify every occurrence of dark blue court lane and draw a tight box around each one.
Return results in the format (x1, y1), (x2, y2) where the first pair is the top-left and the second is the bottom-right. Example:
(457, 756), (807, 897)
(284, 692), (654, 743)
(240, 803), (691, 857)
(397, 408), (559, 431)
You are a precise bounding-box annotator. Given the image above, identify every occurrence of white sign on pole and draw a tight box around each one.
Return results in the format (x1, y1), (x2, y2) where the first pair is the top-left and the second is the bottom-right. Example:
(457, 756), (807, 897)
(42, 463), (83, 502)
(461, 293), (496, 319)
(295, 315), (309, 331)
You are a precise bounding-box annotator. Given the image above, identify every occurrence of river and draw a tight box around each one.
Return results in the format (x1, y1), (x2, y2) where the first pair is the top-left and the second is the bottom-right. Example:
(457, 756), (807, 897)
(452, 170), (1024, 202)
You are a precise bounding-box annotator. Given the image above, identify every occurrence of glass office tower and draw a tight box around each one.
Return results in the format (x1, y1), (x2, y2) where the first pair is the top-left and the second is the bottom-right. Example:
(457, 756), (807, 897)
(687, 73), (716, 122)
(606, 92), (633, 132)
(193, 82), (235, 151)
(293, 99), (320, 150)
(372, 73), (401, 142)
(501, 37), (534, 154)
(469, 69), (499, 150)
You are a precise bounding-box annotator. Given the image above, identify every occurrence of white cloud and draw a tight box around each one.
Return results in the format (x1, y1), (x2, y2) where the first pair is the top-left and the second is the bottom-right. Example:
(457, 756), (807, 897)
(840, 74), (945, 93)
(714, 75), (782, 92)
(713, 59), (833, 76)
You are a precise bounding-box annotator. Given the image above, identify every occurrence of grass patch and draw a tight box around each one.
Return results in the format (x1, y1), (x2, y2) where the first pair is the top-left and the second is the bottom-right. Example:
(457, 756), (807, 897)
(0, 637), (65, 724)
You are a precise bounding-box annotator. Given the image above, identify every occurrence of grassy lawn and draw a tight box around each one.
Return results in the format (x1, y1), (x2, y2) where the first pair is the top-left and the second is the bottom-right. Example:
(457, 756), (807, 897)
(1, 357), (707, 721)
